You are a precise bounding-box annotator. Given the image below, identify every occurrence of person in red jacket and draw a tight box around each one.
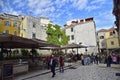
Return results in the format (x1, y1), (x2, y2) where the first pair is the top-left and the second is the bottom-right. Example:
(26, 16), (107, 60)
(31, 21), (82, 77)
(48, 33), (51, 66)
(59, 56), (64, 73)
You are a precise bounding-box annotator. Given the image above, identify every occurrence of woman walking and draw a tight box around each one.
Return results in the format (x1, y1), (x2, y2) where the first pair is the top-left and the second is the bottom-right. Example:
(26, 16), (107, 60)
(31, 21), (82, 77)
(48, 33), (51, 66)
(59, 56), (64, 73)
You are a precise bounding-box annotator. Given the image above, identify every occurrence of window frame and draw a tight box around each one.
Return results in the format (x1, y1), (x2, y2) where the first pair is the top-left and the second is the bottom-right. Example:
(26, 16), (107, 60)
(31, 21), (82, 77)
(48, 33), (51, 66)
(32, 32), (36, 38)
(5, 21), (10, 26)
(71, 35), (74, 40)
(100, 36), (104, 39)
(14, 22), (18, 27)
(71, 27), (74, 32)
(111, 41), (114, 45)
(33, 23), (36, 28)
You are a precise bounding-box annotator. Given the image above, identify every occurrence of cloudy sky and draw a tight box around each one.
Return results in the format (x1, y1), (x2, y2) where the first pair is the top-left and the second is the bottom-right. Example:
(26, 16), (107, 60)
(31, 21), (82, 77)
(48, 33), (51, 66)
(0, 0), (115, 30)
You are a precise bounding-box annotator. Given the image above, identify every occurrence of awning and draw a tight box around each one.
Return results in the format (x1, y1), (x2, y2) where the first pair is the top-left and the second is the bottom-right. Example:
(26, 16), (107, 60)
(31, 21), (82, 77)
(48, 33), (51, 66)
(0, 34), (39, 48)
(61, 43), (87, 49)
(32, 38), (60, 48)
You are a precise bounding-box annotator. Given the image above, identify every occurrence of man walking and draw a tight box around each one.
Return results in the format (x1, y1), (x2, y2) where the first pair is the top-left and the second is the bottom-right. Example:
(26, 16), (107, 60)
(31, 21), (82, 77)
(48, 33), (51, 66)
(50, 55), (56, 77)
(107, 54), (112, 67)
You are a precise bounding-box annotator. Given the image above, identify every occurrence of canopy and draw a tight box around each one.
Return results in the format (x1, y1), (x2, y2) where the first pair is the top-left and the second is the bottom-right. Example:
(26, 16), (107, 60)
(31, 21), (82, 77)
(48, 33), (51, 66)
(0, 34), (39, 48)
(32, 38), (60, 48)
(61, 43), (87, 49)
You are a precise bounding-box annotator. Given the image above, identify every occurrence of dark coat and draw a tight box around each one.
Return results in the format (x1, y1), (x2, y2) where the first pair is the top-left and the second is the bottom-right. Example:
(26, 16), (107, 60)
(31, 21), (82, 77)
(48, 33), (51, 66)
(50, 59), (56, 68)
(107, 55), (112, 64)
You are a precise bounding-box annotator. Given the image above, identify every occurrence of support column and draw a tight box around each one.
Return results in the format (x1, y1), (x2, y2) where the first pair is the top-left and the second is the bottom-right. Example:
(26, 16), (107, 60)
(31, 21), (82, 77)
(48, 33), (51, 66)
(0, 43), (4, 60)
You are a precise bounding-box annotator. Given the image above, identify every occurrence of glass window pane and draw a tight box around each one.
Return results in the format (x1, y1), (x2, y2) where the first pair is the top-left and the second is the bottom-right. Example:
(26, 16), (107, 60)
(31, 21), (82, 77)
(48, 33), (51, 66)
(14, 22), (18, 27)
(71, 27), (73, 32)
(5, 21), (10, 26)
(71, 35), (74, 40)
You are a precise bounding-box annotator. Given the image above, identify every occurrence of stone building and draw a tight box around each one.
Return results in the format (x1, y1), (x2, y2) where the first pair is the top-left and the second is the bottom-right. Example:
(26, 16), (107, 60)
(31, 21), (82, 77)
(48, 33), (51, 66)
(64, 17), (98, 54)
(20, 15), (52, 40)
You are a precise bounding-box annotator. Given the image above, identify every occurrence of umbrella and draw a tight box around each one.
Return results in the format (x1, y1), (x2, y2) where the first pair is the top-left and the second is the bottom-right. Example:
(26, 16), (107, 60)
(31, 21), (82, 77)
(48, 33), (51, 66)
(61, 43), (87, 49)
(61, 43), (87, 54)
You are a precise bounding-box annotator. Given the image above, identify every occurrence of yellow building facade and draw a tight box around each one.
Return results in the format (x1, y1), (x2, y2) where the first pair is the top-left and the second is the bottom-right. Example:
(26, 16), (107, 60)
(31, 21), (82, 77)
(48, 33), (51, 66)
(0, 13), (22, 36)
(105, 27), (119, 50)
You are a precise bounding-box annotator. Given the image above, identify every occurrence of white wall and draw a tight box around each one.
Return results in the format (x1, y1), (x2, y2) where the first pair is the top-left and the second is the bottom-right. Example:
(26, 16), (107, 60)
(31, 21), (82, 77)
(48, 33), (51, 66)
(65, 21), (98, 54)
(25, 16), (50, 40)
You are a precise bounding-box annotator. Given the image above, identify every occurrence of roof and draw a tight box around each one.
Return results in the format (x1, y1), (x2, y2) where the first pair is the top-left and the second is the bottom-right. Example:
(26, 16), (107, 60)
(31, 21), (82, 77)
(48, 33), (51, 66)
(97, 29), (108, 32)
(108, 27), (116, 31)
(0, 34), (39, 48)
(32, 38), (60, 48)
(61, 43), (87, 49)
(0, 34), (60, 48)
(97, 27), (116, 33)
(64, 17), (94, 28)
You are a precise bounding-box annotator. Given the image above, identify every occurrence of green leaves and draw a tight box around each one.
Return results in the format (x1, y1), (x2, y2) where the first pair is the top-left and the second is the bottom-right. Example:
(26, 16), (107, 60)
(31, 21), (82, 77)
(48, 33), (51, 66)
(46, 24), (69, 46)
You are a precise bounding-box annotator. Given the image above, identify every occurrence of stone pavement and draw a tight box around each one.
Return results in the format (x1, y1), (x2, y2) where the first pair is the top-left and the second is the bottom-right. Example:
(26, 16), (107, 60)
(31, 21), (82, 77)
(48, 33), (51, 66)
(14, 62), (79, 80)
(15, 63), (120, 80)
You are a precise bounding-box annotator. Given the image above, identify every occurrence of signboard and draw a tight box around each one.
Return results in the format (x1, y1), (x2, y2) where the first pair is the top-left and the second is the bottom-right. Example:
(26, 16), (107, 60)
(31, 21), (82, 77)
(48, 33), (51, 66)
(2, 64), (14, 80)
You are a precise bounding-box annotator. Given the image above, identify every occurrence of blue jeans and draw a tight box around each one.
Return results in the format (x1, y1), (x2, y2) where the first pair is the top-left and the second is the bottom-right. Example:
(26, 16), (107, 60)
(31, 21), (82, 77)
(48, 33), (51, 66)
(59, 66), (64, 73)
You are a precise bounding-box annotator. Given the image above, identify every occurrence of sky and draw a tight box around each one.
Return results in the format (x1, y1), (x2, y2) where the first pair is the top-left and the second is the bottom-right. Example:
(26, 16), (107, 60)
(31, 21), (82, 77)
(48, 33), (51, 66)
(0, 0), (115, 31)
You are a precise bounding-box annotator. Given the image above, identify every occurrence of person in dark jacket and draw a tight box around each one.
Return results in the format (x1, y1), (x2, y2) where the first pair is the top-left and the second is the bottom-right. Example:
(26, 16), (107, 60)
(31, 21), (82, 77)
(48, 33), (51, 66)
(50, 55), (56, 77)
(106, 55), (112, 67)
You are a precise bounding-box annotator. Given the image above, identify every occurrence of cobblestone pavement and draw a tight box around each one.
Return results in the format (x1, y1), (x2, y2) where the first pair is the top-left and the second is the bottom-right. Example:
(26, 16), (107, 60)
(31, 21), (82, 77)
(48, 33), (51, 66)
(19, 64), (120, 80)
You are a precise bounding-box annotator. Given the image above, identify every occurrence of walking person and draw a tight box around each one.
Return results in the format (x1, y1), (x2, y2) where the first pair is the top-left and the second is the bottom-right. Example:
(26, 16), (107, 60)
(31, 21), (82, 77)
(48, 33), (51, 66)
(45, 55), (50, 69)
(106, 54), (112, 67)
(59, 56), (64, 73)
(95, 55), (99, 65)
(50, 55), (56, 77)
(81, 54), (84, 65)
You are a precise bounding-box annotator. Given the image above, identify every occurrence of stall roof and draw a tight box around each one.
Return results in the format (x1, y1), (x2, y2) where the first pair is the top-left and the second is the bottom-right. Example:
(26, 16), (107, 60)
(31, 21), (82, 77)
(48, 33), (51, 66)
(61, 43), (87, 49)
(32, 38), (60, 48)
(0, 34), (39, 48)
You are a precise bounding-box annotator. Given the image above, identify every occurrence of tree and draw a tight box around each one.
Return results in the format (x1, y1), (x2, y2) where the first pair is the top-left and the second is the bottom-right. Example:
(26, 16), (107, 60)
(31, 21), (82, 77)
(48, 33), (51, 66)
(46, 24), (69, 46)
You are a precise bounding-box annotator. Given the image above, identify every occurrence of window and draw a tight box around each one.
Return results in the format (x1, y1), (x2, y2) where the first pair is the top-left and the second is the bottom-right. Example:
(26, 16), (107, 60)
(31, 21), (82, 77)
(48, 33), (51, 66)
(110, 31), (115, 36)
(5, 30), (9, 34)
(110, 32), (113, 36)
(32, 33), (36, 38)
(71, 27), (73, 32)
(14, 22), (18, 27)
(113, 31), (115, 34)
(33, 23), (36, 28)
(71, 35), (74, 40)
(100, 36), (104, 39)
(14, 31), (17, 35)
(5, 21), (10, 26)
(111, 41), (114, 45)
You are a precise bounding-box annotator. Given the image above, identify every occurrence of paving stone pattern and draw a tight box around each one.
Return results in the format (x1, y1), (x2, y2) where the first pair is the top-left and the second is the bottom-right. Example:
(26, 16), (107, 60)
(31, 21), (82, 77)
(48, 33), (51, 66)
(19, 64), (120, 80)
